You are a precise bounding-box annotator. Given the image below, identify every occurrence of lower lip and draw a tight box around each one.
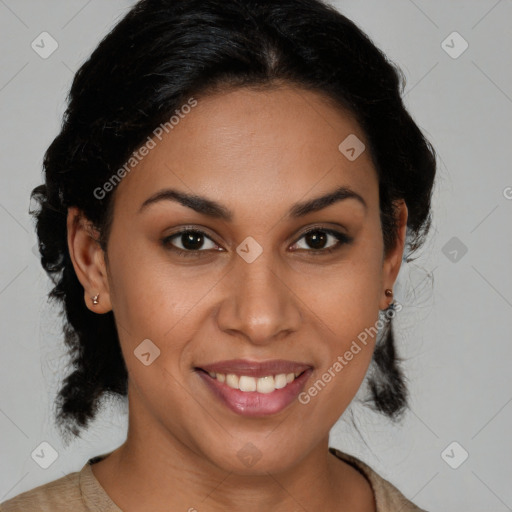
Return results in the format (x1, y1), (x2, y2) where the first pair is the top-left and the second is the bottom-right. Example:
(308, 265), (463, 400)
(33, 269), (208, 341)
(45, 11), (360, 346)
(197, 369), (312, 417)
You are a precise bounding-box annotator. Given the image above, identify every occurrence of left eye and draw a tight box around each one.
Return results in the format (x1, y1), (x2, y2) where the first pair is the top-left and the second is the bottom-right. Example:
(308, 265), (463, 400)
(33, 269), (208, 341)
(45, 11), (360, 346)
(290, 228), (351, 254)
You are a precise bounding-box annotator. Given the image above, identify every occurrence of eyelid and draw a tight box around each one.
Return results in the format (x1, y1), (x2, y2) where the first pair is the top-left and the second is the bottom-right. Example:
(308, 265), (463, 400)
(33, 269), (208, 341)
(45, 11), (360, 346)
(292, 223), (348, 240)
(164, 225), (219, 242)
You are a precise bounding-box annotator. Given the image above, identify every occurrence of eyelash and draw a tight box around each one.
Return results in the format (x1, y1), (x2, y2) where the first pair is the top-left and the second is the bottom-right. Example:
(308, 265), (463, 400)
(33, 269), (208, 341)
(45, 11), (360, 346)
(161, 227), (352, 258)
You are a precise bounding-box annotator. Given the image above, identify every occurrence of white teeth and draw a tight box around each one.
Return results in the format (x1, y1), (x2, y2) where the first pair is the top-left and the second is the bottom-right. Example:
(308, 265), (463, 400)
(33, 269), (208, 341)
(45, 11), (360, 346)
(256, 376), (275, 394)
(274, 374), (287, 389)
(239, 375), (257, 392)
(209, 371), (303, 393)
(226, 373), (239, 389)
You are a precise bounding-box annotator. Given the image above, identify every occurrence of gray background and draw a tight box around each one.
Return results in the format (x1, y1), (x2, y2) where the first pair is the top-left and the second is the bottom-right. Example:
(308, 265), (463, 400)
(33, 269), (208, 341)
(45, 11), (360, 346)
(1, 1), (511, 510)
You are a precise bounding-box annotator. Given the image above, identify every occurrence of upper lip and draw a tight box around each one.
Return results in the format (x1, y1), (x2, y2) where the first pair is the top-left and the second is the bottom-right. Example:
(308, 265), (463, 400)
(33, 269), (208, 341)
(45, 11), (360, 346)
(197, 359), (312, 378)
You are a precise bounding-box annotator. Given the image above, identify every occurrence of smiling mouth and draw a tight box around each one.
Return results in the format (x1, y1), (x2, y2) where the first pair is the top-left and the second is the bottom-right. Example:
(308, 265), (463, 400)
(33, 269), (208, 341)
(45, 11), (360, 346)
(196, 368), (306, 393)
(194, 359), (313, 417)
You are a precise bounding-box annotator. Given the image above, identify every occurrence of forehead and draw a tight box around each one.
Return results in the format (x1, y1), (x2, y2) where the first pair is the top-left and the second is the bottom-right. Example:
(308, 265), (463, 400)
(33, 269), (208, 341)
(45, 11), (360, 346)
(113, 85), (378, 216)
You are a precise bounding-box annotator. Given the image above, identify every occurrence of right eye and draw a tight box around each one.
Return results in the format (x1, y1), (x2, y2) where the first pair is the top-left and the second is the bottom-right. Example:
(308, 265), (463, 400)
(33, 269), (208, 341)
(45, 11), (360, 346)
(162, 229), (222, 257)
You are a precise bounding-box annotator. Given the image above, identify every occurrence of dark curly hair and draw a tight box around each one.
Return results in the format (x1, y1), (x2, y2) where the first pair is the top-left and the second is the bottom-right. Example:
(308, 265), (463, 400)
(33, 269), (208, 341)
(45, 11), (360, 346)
(29, 0), (436, 442)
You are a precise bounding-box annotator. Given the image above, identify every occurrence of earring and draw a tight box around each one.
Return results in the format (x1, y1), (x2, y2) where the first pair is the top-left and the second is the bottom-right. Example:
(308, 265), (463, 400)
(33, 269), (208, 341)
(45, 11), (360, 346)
(385, 288), (394, 309)
(92, 293), (100, 306)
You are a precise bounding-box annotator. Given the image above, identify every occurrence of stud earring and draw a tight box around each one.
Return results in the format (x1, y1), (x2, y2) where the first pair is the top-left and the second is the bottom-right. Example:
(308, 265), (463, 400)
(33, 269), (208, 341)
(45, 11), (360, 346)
(92, 294), (100, 306)
(385, 288), (395, 309)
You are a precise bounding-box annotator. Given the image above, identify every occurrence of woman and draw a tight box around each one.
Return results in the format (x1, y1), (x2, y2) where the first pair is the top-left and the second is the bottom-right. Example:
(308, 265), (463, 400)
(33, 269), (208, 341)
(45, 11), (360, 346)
(1, 0), (436, 510)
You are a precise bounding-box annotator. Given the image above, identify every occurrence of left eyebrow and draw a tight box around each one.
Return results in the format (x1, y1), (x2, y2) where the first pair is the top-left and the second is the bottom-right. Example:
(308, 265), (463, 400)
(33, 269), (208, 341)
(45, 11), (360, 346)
(288, 185), (367, 218)
(137, 185), (367, 220)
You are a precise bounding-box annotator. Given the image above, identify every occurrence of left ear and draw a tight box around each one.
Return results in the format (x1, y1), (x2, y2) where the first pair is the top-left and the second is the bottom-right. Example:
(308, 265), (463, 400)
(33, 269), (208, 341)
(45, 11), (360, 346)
(379, 199), (408, 310)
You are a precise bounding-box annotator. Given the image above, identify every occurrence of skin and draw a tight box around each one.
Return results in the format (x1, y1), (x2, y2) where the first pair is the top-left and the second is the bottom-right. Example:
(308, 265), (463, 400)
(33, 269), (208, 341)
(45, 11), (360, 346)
(67, 84), (407, 512)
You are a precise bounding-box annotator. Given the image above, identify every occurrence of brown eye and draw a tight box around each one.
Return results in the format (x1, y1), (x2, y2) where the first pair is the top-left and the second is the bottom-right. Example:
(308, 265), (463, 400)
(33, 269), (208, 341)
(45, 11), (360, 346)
(304, 230), (328, 250)
(291, 228), (352, 255)
(162, 229), (220, 257)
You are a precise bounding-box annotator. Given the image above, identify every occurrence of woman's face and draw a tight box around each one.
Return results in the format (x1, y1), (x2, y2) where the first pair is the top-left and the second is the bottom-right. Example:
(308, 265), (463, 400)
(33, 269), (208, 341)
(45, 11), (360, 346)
(69, 85), (407, 474)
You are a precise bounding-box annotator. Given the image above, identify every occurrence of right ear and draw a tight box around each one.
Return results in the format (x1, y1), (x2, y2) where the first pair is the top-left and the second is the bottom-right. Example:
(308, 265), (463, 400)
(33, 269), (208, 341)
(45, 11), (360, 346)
(66, 206), (112, 314)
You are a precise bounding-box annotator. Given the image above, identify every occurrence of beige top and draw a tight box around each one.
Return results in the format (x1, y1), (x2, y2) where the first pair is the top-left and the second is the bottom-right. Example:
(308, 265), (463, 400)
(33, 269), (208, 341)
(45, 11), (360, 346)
(1, 447), (427, 511)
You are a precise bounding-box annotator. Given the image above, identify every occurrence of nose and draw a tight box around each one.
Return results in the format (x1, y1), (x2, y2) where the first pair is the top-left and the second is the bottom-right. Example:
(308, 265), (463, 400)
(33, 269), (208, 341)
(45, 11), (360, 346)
(216, 251), (302, 346)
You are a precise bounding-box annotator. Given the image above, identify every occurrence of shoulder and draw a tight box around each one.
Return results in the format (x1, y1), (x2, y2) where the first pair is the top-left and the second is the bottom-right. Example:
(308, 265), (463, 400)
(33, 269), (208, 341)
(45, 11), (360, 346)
(329, 447), (429, 512)
(0, 470), (82, 512)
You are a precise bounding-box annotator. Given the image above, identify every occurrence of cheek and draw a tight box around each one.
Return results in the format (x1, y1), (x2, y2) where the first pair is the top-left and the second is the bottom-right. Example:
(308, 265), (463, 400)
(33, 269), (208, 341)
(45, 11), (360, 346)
(106, 244), (220, 385)
(292, 248), (383, 414)
(107, 237), (195, 335)
(106, 251), (209, 423)
(298, 294), (379, 424)
(300, 271), (380, 375)
(294, 243), (383, 336)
